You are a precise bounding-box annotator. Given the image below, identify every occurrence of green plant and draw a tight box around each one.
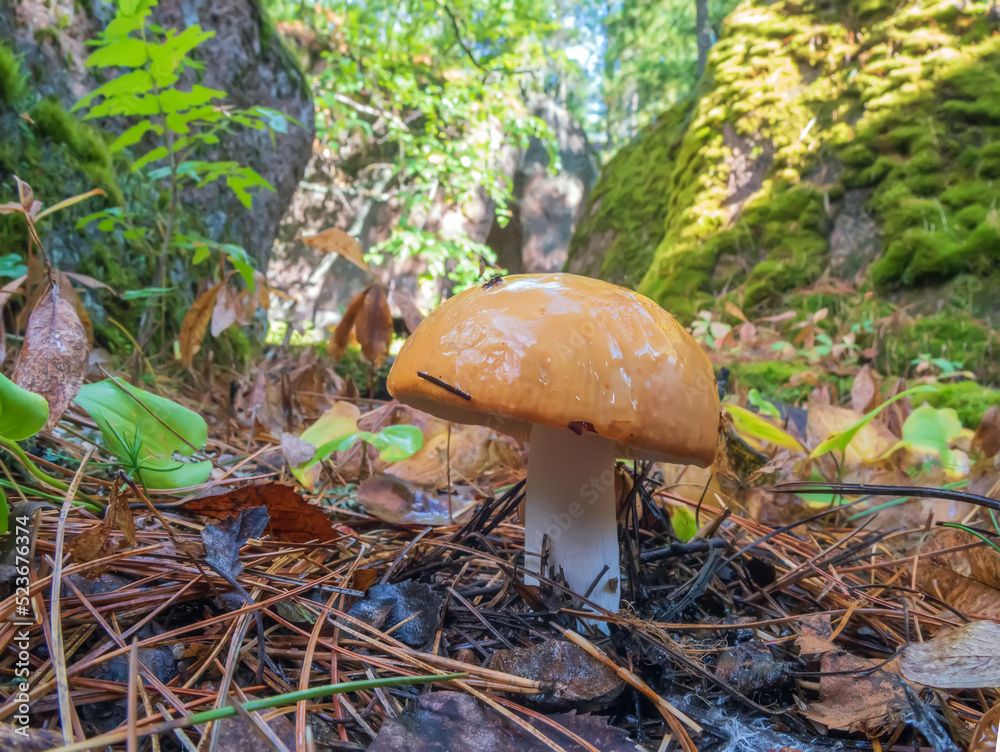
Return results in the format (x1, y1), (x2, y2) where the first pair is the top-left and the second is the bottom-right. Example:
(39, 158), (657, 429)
(0, 375), (51, 533)
(72, 0), (287, 343)
(268, 0), (557, 304)
(910, 352), (965, 378)
(73, 378), (212, 490)
(690, 310), (732, 350)
(809, 384), (938, 472)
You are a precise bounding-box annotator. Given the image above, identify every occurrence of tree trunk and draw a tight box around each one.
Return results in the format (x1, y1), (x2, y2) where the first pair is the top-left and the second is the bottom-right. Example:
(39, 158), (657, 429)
(696, 0), (710, 78)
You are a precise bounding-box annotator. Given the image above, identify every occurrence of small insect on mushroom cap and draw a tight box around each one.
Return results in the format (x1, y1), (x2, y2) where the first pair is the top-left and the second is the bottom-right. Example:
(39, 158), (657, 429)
(387, 272), (722, 467)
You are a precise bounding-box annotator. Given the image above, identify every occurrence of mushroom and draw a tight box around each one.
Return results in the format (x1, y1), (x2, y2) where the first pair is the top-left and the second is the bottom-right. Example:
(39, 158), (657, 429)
(386, 273), (720, 621)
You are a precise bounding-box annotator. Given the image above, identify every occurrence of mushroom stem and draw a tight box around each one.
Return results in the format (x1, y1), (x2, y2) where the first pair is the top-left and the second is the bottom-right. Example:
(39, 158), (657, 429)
(523, 423), (621, 620)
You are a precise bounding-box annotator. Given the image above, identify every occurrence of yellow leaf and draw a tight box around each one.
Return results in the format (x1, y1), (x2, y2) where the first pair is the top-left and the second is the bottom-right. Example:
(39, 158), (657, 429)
(725, 404), (806, 454)
(301, 227), (369, 274)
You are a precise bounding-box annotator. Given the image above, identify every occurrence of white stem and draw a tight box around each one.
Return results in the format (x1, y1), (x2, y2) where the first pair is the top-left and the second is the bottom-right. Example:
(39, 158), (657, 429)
(523, 423), (621, 618)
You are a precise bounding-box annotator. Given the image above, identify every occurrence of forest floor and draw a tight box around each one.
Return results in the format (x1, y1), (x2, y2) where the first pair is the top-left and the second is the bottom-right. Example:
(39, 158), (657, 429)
(1, 324), (999, 752)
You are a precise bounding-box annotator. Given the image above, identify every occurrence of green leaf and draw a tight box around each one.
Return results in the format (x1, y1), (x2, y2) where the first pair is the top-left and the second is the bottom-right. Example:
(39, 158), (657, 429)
(158, 85), (225, 113)
(110, 120), (162, 152)
(725, 404), (805, 454)
(747, 389), (781, 419)
(0, 373), (49, 441)
(73, 70), (155, 112)
(808, 385), (938, 460)
(224, 244), (256, 292)
(901, 404), (964, 471)
(132, 145), (169, 172)
(85, 38), (149, 68)
(367, 424), (423, 462)
(669, 504), (698, 542)
(73, 379), (210, 489)
(0, 487), (7, 536)
(0, 254), (28, 280)
(225, 167), (275, 209)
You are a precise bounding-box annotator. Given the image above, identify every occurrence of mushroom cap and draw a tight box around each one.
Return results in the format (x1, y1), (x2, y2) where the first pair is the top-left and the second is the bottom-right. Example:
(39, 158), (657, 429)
(387, 273), (721, 466)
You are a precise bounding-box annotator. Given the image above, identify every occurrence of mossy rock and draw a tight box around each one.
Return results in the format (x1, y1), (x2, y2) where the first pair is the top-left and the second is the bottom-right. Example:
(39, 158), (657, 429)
(568, 0), (1000, 381)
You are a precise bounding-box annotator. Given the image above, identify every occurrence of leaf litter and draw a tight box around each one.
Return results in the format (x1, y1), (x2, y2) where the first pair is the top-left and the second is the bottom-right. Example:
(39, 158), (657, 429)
(3, 343), (1000, 752)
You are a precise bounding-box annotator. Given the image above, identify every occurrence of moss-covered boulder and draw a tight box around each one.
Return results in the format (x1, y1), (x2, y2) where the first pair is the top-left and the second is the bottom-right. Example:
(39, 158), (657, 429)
(569, 0), (1000, 342)
(0, 0), (312, 281)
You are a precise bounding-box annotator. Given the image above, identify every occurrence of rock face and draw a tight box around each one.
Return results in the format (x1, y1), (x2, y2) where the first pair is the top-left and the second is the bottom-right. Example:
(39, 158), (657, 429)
(0, 0), (313, 271)
(569, 0), (1000, 326)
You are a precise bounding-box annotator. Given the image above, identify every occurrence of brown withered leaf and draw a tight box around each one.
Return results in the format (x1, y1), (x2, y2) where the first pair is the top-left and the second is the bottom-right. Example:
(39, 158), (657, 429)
(486, 640), (625, 711)
(0, 721), (61, 752)
(62, 272), (112, 291)
(0, 275), (25, 310)
(210, 282), (245, 337)
(804, 652), (908, 734)
(57, 273), (93, 346)
(252, 270), (270, 311)
(301, 227), (369, 274)
(13, 284), (88, 430)
(901, 621), (1000, 689)
(795, 613), (836, 655)
(179, 281), (224, 367)
(357, 473), (476, 526)
(280, 431), (316, 467)
(391, 287), (424, 333)
(185, 483), (348, 543)
(68, 481), (136, 565)
(973, 406), (1000, 459)
(328, 285), (370, 362)
(850, 365), (880, 415)
(356, 284), (392, 367)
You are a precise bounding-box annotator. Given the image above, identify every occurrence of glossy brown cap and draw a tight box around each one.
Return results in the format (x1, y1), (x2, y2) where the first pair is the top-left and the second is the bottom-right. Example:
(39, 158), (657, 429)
(387, 273), (721, 466)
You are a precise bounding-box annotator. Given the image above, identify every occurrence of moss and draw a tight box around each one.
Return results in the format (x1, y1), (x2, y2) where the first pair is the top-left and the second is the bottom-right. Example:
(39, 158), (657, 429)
(250, 0), (311, 102)
(568, 0), (1000, 386)
(567, 102), (694, 289)
(728, 360), (846, 404)
(215, 326), (254, 367)
(0, 43), (26, 105)
(920, 381), (1000, 428)
(882, 313), (996, 384)
(28, 97), (122, 204)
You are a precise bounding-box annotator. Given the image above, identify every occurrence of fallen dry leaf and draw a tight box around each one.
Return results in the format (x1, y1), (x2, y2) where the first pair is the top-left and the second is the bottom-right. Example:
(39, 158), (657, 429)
(356, 284), (392, 366)
(201, 506), (269, 580)
(301, 227), (369, 274)
(68, 481), (136, 565)
(185, 482), (347, 543)
(0, 721), (61, 752)
(57, 273), (94, 346)
(210, 282), (245, 337)
(357, 473), (476, 526)
(280, 431), (316, 467)
(804, 652), (909, 734)
(346, 579), (444, 648)
(851, 365), (880, 414)
(390, 421), (524, 487)
(391, 286), (424, 333)
(486, 640), (625, 711)
(973, 406), (1000, 458)
(795, 613), (836, 655)
(179, 282), (224, 368)
(328, 285), (369, 362)
(901, 621), (1000, 688)
(806, 401), (898, 468)
(13, 283), (89, 430)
